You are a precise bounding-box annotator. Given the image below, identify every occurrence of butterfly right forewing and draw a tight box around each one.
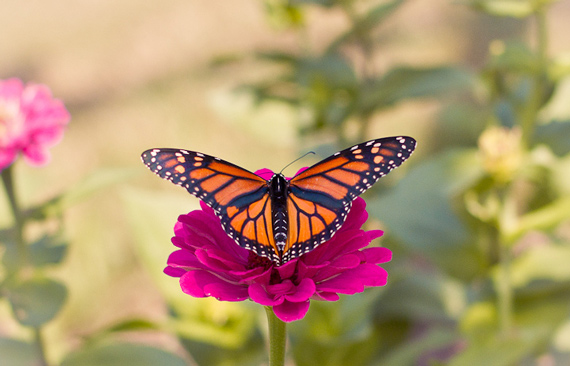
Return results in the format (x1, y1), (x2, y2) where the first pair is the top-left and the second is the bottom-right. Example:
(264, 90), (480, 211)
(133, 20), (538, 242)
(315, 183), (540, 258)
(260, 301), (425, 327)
(283, 136), (416, 261)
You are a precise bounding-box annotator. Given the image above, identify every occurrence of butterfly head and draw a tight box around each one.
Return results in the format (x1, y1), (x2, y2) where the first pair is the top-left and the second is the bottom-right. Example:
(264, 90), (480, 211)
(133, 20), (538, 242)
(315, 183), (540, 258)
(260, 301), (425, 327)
(269, 173), (288, 201)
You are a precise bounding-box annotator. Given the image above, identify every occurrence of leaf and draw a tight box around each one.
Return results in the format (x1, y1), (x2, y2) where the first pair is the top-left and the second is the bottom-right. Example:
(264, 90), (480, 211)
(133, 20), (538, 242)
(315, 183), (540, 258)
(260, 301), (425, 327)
(29, 235), (68, 267)
(374, 275), (462, 322)
(0, 338), (37, 366)
(28, 168), (137, 220)
(367, 149), (486, 280)
(327, 0), (405, 52)
(503, 243), (570, 288)
(486, 41), (540, 74)
(60, 342), (187, 366)
(7, 277), (67, 327)
(360, 66), (474, 113)
(180, 329), (265, 366)
(296, 54), (358, 90)
(533, 120), (570, 156)
(106, 318), (160, 333)
(121, 187), (198, 300)
(373, 328), (458, 366)
(467, 0), (538, 18)
(514, 196), (570, 239)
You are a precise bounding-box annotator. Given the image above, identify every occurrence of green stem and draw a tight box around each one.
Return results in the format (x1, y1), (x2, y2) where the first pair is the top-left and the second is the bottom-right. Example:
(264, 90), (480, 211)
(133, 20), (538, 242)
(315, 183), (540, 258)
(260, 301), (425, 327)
(265, 306), (286, 366)
(34, 327), (49, 366)
(2, 167), (50, 365)
(496, 185), (518, 338)
(497, 243), (513, 337)
(520, 9), (549, 147)
(1, 165), (27, 269)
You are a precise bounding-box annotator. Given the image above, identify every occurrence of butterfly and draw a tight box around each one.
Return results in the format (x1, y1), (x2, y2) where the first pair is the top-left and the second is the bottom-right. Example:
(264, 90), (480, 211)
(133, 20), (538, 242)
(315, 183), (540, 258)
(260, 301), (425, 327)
(141, 136), (416, 265)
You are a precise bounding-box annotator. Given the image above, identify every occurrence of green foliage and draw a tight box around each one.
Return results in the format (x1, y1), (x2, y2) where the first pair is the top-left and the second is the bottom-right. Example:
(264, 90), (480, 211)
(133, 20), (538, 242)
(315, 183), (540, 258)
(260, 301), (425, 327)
(0, 338), (38, 366)
(60, 342), (188, 366)
(6, 276), (67, 327)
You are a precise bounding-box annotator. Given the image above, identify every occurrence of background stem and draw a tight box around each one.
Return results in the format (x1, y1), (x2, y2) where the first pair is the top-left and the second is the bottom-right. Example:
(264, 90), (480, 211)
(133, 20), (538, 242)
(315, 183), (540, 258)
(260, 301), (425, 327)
(1, 165), (27, 269)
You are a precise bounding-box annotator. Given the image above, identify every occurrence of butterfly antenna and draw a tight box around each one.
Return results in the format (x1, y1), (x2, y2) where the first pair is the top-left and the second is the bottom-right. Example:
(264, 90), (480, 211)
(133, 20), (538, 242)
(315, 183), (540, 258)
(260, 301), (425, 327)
(279, 151), (315, 174)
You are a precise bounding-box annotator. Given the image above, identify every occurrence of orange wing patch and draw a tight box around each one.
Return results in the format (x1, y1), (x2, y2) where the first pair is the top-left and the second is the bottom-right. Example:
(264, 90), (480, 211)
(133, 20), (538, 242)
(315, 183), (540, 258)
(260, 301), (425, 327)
(228, 193), (277, 256)
(292, 176), (348, 200)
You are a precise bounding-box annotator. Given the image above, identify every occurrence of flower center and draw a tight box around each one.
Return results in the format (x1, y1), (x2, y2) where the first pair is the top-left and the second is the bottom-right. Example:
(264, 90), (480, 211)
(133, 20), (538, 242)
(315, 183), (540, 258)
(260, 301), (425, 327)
(246, 251), (273, 270)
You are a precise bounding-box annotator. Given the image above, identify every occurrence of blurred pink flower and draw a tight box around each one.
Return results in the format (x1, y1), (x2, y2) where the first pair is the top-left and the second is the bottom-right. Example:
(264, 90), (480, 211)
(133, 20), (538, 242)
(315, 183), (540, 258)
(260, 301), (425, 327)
(0, 78), (70, 170)
(165, 168), (392, 322)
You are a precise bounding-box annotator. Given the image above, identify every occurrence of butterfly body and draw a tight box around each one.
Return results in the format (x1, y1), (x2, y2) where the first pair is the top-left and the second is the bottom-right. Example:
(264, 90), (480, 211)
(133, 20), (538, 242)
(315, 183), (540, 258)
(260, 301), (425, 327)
(142, 136), (416, 265)
(269, 174), (289, 255)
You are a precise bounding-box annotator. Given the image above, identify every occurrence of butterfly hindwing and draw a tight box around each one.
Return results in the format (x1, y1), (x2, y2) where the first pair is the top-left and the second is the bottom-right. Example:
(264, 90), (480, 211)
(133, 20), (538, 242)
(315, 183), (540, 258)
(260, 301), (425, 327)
(141, 148), (280, 259)
(284, 136), (416, 261)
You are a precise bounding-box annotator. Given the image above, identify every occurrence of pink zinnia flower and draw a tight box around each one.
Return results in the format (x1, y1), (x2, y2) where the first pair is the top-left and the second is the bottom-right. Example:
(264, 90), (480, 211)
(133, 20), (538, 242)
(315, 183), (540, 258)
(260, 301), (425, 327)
(165, 168), (392, 322)
(0, 78), (70, 170)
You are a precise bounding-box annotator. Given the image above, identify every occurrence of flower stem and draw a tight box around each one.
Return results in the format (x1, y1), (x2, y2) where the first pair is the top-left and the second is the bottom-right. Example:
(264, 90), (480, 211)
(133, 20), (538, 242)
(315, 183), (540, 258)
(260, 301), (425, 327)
(1, 165), (27, 269)
(265, 306), (286, 366)
(497, 243), (513, 337)
(520, 9), (549, 147)
(34, 327), (49, 366)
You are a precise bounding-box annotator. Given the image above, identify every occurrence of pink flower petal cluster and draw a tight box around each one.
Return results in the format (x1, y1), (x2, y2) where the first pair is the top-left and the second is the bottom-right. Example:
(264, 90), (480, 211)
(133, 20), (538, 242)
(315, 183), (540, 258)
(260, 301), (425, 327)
(0, 78), (70, 170)
(165, 169), (392, 322)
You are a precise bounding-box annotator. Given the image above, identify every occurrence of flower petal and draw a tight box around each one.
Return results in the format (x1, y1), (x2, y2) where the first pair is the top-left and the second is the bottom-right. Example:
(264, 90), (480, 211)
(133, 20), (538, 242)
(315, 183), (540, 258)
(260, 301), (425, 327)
(284, 278), (316, 302)
(273, 300), (311, 323)
(362, 247), (392, 264)
(249, 283), (282, 306)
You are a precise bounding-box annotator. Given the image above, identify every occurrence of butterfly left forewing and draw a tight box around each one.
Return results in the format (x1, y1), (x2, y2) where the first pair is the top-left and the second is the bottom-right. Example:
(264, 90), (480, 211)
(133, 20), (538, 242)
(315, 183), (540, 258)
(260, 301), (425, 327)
(142, 148), (281, 260)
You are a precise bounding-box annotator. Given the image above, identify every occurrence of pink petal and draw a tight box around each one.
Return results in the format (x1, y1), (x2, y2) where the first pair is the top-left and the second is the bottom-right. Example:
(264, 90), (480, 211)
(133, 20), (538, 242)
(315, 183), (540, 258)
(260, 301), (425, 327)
(362, 247), (392, 264)
(249, 283), (282, 306)
(179, 271), (208, 297)
(167, 249), (202, 269)
(273, 300), (311, 322)
(284, 278), (316, 302)
(164, 266), (186, 277)
(203, 281), (250, 301)
(312, 291), (340, 301)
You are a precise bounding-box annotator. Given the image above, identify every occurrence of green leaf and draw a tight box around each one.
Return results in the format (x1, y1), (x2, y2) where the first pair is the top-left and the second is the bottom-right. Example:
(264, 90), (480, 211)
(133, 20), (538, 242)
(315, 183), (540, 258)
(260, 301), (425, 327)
(360, 66), (473, 112)
(374, 275), (462, 322)
(327, 0), (405, 52)
(28, 168), (137, 220)
(533, 120), (570, 156)
(367, 149), (485, 280)
(448, 335), (533, 366)
(296, 54), (358, 90)
(512, 196), (570, 241)
(29, 235), (68, 267)
(106, 318), (160, 333)
(7, 277), (67, 327)
(0, 338), (37, 366)
(121, 186), (198, 299)
(61, 342), (187, 366)
(504, 243), (570, 288)
(467, 0), (540, 18)
(180, 330), (265, 366)
(373, 328), (458, 366)
(292, 0), (338, 8)
(486, 41), (540, 74)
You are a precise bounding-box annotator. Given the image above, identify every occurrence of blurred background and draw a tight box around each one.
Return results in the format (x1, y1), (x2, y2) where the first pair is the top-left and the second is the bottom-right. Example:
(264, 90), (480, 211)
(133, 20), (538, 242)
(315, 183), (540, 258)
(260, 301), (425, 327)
(1, 0), (570, 365)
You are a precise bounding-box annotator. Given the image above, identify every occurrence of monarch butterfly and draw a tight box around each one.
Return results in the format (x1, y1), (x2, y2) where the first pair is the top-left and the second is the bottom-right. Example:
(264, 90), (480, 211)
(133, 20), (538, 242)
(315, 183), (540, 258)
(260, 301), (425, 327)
(141, 136), (416, 265)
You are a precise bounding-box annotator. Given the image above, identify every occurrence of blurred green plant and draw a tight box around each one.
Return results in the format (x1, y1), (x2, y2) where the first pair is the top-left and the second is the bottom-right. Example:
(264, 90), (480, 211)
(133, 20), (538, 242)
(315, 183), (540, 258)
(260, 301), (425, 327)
(187, 0), (570, 365)
(0, 165), (180, 366)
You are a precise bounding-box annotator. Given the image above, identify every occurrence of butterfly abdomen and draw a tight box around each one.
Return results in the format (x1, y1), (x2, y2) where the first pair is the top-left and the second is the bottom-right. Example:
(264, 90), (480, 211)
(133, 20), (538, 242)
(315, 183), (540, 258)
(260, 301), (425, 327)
(269, 174), (289, 261)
